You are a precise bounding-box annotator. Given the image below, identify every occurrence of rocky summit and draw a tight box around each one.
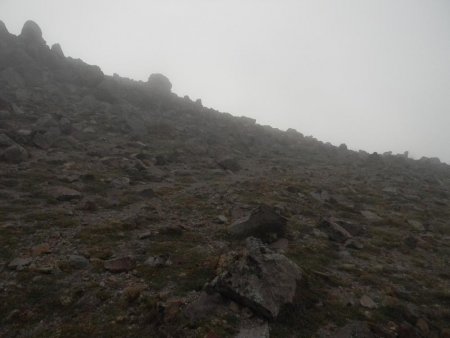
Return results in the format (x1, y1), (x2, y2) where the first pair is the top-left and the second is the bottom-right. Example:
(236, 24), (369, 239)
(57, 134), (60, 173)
(0, 21), (449, 338)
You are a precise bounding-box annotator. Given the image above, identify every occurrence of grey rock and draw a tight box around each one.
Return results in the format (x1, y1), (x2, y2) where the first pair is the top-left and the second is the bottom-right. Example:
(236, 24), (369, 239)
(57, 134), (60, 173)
(48, 186), (82, 201)
(144, 254), (172, 267)
(408, 219), (425, 231)
(8, 257), (32, 270)
(68, 255), (89, 269)
(228, 205), (287, 241)
(209, 237), (302, 319)
(183, 291), (224, 322)
(361, 210), (382, 222)
(360, 295), (377, 309)
(2, 144), (28, 163)
(319, 218), (353, 242)
(236, 319), (270, 338)
(0, 133), (15, 147)
(217, 215), (228, 224)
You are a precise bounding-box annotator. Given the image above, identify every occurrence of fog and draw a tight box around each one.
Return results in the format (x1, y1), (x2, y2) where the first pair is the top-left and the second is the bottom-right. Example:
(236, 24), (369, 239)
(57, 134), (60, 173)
(2, 0), (450, 163)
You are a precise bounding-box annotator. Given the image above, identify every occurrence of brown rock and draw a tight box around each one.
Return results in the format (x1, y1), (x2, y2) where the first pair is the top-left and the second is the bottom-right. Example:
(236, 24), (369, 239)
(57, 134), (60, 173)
(49, 186), (82, 201)
(31, 243), (51, 256)
(360, 295), (377, 309)
(104, 257), (135, 273)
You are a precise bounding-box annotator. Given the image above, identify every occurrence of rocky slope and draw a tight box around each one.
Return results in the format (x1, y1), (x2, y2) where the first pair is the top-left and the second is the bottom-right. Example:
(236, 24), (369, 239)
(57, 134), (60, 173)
(0, 20), (449, 338)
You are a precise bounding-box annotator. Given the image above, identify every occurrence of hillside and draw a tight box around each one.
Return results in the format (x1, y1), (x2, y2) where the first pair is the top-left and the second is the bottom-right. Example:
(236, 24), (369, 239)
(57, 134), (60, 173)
(1, 20), (449, 338)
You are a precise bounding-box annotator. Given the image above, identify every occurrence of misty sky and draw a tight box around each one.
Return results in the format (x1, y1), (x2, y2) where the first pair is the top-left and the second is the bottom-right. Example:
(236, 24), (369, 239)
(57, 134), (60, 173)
(1, 0), (450, 163)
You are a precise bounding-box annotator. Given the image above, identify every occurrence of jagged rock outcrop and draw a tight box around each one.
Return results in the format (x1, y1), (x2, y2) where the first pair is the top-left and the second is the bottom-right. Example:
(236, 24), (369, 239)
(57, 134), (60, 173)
(51, 43), (64, 58)
(208, 237), (302, 319)
(20, 20), (45, 45)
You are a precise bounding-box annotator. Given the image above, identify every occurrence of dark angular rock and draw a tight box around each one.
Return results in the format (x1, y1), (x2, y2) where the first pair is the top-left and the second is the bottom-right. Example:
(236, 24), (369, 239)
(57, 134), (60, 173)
(0, 133), (15, 148)
(2, 144), (28, 163)
(228, 205), (287, 241)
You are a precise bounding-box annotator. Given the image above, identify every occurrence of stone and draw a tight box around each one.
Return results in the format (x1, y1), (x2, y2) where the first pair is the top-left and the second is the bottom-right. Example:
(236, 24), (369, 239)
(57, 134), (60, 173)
(2, 144), (28, 163)
(344, 238), (364, 250)
(310, 190), (330, 203)
(49, 186), (82, 201)
(111, 176), (130, 188)
(361, 210), (382, 222)
(269, 238), (289, 252)
(0, 133), (15, 147)
(104, 257), (135, 273)
(139, 188), (156, 198)
(147, 73), (172, 94)
(144, 255), (172, 267)
(408, 219), (425, 232)
(209, 237), (302, 319)
(8, 257), (32, 270)
(33, 132), (52, 149)
(217, 215), (228, 224)
(183, 291), (224, 322)
(319, 218), (353, 242)
(236, 319), (270, 338)
(228, 205), (287, 241)
(31, 243), (51, 256)
(68, 255), (89, 269)
(360, 295), (377, 309)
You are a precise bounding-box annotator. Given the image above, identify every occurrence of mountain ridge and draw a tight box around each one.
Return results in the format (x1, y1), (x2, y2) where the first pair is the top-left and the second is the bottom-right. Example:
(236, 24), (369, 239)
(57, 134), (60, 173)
(1, 20), (449, 338)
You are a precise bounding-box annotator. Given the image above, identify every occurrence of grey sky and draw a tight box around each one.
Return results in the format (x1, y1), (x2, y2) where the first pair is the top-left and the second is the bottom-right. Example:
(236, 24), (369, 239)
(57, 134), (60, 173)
(2, 0), (450, 163)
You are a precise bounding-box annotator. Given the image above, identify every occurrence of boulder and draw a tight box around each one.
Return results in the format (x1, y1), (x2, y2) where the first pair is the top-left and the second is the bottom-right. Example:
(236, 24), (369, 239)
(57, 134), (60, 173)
(209, 237), (302, 319)
(147, 73), (172, 94)
(104, 256), (135, 273)
(0, 134), (15, 148)
(48, 186), (82, 201)
(2, 144), (28, 163)
(228, 205), (287, 241)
